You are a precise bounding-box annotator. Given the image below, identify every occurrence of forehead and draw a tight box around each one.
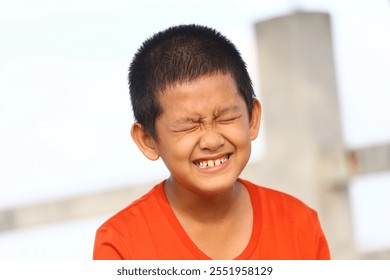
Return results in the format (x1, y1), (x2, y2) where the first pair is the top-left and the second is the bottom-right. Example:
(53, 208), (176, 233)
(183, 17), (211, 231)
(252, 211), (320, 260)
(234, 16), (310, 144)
(157, 74), (245, 119)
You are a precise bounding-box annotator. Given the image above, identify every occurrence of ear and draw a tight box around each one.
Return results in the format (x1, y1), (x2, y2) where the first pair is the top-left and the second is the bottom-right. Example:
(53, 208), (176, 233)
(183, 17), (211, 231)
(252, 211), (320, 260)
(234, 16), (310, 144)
(131, 122), (160, 161)
(249, 99), (261, 140)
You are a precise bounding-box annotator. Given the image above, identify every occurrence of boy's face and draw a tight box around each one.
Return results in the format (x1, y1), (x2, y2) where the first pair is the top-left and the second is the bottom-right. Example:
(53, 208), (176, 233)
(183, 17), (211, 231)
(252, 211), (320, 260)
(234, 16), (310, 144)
(135, 73), (261, 197)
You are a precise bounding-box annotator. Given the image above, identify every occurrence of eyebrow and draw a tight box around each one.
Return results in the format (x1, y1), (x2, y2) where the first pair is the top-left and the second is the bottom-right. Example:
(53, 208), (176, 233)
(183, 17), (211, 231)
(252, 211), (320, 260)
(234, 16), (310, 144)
(170, 105), (242, 126)
(214, 105), (241, 117)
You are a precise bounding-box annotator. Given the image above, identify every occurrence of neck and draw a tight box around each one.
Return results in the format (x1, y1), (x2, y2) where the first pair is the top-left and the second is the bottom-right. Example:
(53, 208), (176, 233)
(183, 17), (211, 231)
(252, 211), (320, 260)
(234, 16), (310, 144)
(164, 178), (244, 223)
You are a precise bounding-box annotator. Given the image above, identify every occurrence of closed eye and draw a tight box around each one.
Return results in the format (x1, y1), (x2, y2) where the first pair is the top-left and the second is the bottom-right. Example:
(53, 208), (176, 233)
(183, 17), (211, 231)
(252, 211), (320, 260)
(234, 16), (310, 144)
(218, 115), (241, 124)
(173, 125), (199, 133)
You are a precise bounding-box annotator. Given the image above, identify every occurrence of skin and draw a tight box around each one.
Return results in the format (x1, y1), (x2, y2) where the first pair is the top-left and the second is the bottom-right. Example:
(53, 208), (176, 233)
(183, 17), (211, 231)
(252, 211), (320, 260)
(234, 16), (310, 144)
(131, 73), (261, 259)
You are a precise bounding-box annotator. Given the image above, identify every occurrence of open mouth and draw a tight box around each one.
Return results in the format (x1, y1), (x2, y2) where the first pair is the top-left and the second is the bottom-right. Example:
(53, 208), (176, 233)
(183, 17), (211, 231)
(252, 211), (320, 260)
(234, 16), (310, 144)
(194, 154), (231, 169)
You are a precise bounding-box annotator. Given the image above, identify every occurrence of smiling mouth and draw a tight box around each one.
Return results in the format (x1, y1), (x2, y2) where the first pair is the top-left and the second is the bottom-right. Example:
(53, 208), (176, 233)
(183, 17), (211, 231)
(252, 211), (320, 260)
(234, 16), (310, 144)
(194, 154), (231, 169)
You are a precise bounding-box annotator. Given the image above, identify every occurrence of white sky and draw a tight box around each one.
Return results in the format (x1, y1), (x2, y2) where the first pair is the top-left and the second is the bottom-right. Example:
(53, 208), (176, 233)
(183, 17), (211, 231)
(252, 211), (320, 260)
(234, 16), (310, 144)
(0, 0), (389, 257)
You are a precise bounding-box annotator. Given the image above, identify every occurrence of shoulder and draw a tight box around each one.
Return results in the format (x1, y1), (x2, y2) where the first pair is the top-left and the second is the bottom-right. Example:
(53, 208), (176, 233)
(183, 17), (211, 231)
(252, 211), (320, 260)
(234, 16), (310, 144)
(239, 179), (330, 259)
(94, 181), (172, 259)
(97, 182), (164, 233)
(240, 178), (319, 220)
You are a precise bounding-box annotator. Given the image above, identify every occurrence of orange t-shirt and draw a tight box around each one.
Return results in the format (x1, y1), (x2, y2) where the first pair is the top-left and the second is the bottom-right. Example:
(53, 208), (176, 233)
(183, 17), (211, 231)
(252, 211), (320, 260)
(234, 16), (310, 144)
(93, 179), (330, 260)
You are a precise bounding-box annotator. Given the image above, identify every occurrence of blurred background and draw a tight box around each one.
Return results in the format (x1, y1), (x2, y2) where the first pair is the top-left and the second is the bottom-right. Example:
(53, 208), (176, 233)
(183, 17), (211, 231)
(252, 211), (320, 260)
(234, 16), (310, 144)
(0, 0), (389, 259)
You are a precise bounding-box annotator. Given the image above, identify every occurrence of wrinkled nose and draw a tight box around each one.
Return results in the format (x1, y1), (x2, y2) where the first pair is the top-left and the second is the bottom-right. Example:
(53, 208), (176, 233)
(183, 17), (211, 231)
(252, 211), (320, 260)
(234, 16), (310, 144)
(198, 128), (225, 151)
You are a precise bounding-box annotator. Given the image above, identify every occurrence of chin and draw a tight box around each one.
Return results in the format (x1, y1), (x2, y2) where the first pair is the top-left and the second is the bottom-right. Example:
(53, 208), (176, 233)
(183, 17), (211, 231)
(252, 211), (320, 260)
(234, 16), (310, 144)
(191, 175), (240, 197)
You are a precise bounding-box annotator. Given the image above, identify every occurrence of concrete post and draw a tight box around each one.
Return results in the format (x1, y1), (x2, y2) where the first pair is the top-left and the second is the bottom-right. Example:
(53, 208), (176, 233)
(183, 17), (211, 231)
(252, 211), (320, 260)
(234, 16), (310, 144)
(246, 11), (356, 258)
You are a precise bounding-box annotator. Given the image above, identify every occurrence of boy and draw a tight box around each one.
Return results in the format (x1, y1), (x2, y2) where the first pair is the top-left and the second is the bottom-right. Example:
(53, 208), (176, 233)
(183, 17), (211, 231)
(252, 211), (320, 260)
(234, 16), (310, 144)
(93, 24), (330, 260)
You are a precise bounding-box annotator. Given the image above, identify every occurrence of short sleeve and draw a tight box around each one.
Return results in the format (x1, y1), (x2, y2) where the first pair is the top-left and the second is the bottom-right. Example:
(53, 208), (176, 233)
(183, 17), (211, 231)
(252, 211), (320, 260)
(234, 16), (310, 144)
(93, 224), (130, 260)
(315, 223), (331, 260)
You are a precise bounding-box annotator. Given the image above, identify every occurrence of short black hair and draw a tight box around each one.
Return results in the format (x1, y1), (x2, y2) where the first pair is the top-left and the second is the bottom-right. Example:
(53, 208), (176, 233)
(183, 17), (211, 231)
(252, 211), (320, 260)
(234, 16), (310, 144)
(128, 24), (255, 139)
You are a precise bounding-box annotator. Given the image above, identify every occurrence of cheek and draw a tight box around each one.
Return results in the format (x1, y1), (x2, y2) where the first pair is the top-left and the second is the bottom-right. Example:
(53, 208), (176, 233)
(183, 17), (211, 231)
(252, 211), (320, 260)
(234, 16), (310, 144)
(159, 135), (197, 161)
(224, 122), (251, 144)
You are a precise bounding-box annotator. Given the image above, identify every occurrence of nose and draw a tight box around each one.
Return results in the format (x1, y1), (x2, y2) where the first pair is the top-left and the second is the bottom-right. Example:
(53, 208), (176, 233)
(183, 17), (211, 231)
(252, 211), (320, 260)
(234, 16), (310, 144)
(198, 127), (225, 151)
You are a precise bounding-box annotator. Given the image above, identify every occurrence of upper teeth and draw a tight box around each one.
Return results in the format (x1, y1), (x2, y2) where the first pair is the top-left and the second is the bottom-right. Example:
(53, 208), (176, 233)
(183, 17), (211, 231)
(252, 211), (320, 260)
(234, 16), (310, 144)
(196, 155), (229, 168)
